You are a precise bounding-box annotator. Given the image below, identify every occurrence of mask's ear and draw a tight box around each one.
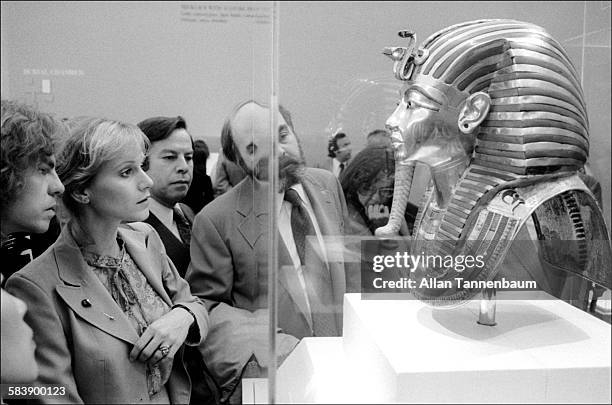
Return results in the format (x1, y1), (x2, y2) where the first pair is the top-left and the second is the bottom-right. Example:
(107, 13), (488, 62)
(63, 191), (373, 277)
(458, 92), (491, 134)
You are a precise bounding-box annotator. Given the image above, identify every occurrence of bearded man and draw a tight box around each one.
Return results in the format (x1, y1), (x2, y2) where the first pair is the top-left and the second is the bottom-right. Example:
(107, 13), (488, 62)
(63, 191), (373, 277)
(186, 100), (348, 403)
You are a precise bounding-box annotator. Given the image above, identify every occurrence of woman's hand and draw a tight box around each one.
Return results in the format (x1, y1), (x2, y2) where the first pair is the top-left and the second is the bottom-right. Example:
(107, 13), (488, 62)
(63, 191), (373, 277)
(129, 307), (194, 365)
(366, 203), (390, 220)
(367, 203), (391, 229)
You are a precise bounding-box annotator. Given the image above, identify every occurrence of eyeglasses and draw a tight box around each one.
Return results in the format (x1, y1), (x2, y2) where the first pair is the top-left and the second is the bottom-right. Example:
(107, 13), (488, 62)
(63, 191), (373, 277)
(377, 187), (394, 200)
(358, 185), (394, 200)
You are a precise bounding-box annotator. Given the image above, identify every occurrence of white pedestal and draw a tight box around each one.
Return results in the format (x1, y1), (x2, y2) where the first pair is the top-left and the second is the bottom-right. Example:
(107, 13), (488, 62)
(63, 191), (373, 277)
(277, 292), (611, 403)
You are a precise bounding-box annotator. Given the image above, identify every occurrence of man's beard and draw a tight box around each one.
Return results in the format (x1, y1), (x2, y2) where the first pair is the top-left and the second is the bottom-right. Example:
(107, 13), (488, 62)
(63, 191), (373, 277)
(278, 153), (305, 190)
(247, 153), (305, 190)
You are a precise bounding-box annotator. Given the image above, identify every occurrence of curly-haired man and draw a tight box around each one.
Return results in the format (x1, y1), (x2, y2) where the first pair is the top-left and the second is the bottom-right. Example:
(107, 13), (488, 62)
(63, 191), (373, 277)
(1, 100), (65, 283)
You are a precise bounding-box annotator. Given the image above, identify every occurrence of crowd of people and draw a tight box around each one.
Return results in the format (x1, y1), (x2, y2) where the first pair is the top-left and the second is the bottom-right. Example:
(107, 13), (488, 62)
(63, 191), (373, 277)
(0, 98), (398, 404)
(5, 37), (605, 399)
(2, 15), (610, 405)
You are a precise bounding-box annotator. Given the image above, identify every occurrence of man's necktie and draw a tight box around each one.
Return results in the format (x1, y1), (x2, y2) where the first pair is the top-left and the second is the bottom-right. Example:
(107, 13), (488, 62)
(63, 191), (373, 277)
(284, 189), (313, 265)
(283, 189), (337, 336)
(338, 163), (345, 177)
(173, 206), (192, 246)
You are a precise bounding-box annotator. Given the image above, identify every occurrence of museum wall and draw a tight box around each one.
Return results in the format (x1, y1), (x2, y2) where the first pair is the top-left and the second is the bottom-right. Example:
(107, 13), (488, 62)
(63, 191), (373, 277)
(0, 0), (275, 155)
(1, 1), (609, 225)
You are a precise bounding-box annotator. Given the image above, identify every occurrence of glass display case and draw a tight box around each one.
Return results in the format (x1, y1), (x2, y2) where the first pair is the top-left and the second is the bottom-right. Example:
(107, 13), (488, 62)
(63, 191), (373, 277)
(273, 2), (611, 403)
(1, 1), (609, 404)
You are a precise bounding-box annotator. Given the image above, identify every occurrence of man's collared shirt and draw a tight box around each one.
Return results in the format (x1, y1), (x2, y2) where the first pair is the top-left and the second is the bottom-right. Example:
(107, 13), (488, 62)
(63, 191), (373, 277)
(148, 198), (182, 241)
(332, 158), (345, 178)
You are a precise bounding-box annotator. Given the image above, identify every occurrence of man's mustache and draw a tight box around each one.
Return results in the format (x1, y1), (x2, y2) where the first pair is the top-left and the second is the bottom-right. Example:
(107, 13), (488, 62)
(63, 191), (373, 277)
(254, 153), (304, 179)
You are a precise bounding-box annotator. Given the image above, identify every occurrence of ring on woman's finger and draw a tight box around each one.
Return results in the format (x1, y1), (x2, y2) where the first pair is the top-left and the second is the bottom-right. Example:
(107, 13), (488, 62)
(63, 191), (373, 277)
(158, 345), (170, 358)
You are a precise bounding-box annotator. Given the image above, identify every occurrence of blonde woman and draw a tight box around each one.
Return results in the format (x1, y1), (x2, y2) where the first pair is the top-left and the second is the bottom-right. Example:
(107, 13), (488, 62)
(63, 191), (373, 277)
(6, 117), (209, 404)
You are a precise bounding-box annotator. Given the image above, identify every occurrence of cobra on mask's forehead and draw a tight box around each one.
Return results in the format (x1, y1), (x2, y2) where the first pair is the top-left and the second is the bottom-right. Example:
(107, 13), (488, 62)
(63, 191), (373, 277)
(385, 19), (589, 175)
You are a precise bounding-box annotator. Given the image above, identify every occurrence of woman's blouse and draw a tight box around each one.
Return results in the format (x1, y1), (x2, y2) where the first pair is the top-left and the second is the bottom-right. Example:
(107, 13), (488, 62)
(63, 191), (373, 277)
(82, 238), (172, 401)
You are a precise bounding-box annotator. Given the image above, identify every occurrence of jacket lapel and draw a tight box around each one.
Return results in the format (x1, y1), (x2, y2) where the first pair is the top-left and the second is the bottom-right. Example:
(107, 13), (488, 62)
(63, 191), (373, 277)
(236, 177), (266, 248)
(119, 226), (173, 306)
(53, 229), (139, 344)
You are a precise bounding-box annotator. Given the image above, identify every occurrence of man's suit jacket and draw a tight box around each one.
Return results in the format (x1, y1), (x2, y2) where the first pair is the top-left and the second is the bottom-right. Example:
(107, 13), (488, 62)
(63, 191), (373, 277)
(6, 222), (208, 404)
(144, 203), (194, 278)
(186, 168), (349, 400)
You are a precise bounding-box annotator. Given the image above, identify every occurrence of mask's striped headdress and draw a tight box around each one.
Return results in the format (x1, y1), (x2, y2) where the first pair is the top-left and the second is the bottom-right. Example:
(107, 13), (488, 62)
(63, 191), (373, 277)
(385, 19), (588, 175)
